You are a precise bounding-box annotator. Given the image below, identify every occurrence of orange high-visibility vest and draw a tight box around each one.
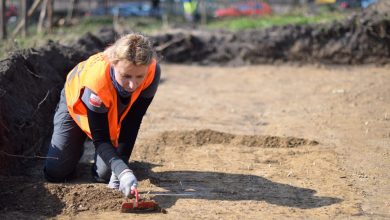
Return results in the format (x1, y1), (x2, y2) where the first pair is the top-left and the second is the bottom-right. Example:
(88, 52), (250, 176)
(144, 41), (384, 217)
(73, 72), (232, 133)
(64, 52), (156, 147)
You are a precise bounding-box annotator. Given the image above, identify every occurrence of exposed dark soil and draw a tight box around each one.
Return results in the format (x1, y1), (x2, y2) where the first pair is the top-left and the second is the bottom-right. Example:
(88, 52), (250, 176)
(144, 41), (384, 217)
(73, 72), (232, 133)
(0, 28), (118, 174)
(153, 10), (390, 65)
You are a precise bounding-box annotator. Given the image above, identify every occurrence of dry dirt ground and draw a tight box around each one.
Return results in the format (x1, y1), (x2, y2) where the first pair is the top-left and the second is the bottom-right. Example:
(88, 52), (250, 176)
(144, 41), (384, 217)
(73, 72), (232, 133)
(0, 64), (389, 219)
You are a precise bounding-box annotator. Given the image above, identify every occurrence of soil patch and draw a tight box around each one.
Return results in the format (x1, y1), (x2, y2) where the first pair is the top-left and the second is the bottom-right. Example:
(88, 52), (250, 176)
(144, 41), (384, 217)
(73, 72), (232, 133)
(0, 130), (322, 218)
(0, 63), (388, 219)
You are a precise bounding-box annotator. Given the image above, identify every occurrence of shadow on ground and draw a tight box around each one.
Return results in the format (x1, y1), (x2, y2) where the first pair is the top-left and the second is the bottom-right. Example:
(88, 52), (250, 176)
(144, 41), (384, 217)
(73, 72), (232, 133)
(132, 161), (342, 210)
(0, 176), (64, 219)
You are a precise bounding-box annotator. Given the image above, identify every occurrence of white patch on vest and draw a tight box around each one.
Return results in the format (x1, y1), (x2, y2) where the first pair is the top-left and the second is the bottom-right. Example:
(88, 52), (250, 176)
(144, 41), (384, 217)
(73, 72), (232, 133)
(89, 93), (102, 107)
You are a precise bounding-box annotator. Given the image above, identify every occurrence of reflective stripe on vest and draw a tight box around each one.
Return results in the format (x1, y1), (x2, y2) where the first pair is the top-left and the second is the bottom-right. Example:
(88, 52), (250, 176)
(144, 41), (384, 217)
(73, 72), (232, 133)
(65, 52), (156, 147)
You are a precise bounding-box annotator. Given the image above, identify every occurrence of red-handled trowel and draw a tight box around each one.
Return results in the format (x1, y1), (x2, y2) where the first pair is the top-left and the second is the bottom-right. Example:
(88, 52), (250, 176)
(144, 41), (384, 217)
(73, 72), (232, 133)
(121, 188), (194, 213)
(121, 188), (164, 213)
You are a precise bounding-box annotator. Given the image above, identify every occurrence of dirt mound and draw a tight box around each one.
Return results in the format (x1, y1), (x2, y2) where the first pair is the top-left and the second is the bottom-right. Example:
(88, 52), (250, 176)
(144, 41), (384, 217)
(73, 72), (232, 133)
(0, 28), (118, 174)
(154, 129), (318, 148)
(152, 10), (390, 65)
(0, 43), (77, 174)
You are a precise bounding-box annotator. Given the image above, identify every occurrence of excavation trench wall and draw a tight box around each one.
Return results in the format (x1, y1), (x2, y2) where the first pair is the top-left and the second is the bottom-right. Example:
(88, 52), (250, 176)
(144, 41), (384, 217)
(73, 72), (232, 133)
(0, 5), (389, 173)
(0, 29), (118, 174)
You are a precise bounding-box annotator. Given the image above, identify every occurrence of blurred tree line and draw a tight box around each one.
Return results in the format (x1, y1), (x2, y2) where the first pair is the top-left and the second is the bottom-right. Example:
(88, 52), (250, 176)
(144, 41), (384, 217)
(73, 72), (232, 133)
(0, 0), (163, 39)
(1, 0), (56, 39)
(0, 0), (343, 40)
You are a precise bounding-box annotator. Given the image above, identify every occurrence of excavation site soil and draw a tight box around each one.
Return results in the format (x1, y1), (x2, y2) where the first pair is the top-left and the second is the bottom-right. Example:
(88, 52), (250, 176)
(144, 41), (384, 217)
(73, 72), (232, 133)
(1, 64), (389, 219)
(0, 2), (390, 219)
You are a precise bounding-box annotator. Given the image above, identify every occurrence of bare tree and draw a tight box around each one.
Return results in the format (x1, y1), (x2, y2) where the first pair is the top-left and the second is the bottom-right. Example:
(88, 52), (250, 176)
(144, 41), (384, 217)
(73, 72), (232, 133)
(37, 0), (48, 34)
(0, 0), (6, 39)
(200, 0), (207, 25)
(47, 0), (53, 33)
(66, 0), (79, 23)
(21, 0), (28, 37)
(12, 0), (42, 37)
(37, 0), (53, 34)
(104, 0), (109, 15)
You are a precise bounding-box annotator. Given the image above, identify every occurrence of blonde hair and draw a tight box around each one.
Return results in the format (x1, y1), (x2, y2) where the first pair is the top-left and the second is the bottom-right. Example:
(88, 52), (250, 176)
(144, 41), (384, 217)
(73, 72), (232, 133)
(104, 33), (155, 65)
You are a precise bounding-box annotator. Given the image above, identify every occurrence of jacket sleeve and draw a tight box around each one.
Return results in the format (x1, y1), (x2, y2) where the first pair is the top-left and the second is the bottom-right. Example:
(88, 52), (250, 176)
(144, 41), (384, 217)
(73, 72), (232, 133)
(81, 88), (108, 113)
(118, 96), (154, 156)
(86, 108), (129, 177)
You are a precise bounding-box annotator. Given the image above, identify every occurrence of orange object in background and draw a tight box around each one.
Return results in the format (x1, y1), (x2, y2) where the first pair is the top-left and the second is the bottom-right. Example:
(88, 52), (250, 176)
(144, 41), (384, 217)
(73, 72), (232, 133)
(214, 1), (272, 18)
(315, 0), (337, 4)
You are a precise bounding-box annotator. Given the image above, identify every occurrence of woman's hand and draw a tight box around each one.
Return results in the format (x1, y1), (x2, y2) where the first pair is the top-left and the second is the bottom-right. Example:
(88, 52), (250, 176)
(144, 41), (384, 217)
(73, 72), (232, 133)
(118, 169), (138, 197)
(107, 172), (120, 189)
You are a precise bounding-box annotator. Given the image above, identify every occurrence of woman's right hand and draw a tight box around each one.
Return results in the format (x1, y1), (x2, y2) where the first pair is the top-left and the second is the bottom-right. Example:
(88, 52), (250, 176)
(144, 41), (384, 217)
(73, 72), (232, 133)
(118, 169), (138, 198)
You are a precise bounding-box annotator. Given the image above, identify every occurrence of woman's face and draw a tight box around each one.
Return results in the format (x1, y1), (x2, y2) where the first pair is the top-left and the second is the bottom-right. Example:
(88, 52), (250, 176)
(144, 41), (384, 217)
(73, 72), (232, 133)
(112, 60), (148, 93)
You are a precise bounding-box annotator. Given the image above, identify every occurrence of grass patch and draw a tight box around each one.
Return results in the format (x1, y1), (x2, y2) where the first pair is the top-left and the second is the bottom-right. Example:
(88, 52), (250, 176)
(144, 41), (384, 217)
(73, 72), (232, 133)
(0, 16), (164, 59)
(0, 17), (113, 58)
(207, 12), (347, 31)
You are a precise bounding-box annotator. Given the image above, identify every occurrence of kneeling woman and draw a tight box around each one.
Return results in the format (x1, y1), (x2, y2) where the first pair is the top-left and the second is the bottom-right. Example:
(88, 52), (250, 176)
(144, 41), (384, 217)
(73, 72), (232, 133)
(44, 33), (161, 198)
